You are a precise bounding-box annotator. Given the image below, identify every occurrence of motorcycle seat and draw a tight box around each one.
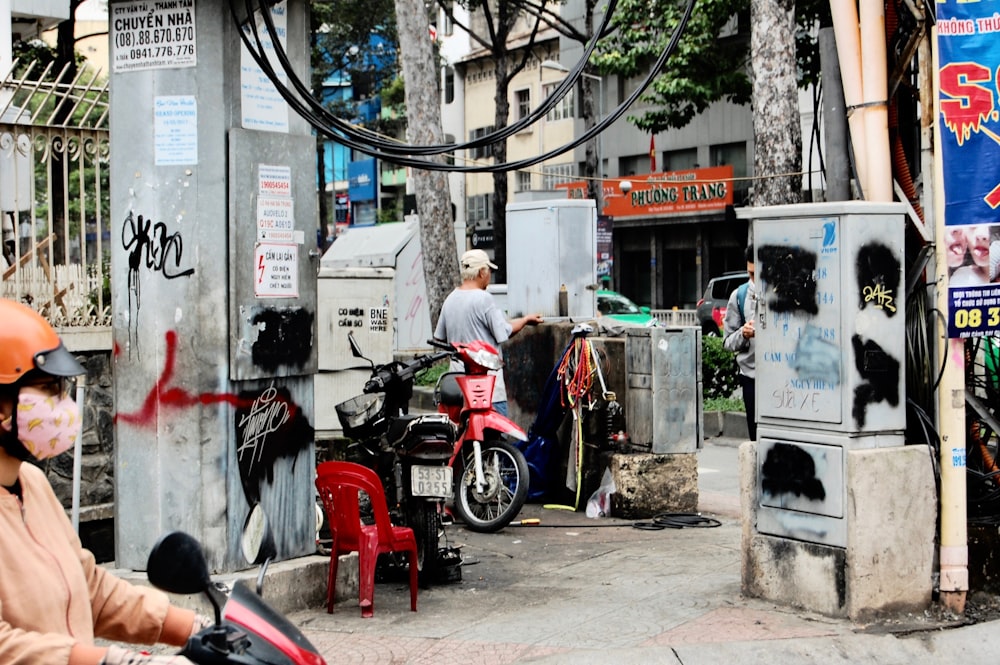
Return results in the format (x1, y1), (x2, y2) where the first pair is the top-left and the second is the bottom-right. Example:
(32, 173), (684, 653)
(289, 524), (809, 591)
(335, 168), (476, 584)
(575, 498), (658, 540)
(386, 413), (456, 447)
(438, 374), (464, 407)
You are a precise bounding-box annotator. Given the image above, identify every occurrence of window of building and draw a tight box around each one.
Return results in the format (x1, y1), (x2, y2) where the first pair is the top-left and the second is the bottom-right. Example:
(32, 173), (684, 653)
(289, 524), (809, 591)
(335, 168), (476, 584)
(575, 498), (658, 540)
(469, 126), (495, 160)
(444, 66), (455, 104)
(543, 83), (575, 121)
(542, 163), (576, 190)
(516, 170), (532, 192)
(442, 2), (455, 35)
(515, 88), (531, 120)
(711, 141), (748, 202)
(466, 193), (493, 224)
(444, 133), (456, 166)
(664, 148), (699, 172)
(710, 142), (747, 175)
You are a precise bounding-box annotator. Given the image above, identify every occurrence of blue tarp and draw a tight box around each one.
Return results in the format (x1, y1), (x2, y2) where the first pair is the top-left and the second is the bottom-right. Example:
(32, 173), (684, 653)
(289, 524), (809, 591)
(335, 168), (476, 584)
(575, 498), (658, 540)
(516, 344), (573, 501)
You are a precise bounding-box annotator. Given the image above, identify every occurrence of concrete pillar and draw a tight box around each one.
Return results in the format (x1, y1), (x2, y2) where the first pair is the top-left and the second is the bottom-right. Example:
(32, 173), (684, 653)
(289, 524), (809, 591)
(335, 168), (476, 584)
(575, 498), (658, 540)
(110, 1), (317, 572)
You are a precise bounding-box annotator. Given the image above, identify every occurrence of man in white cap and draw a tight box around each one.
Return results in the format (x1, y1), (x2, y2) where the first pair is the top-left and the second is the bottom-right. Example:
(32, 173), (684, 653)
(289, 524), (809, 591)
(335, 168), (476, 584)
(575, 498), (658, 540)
(434, 249), (543, 416)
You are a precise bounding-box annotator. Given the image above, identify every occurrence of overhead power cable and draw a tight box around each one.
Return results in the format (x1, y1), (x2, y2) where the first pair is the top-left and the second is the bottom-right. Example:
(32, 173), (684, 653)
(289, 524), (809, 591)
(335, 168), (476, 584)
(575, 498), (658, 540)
(229, 0), (696, 173)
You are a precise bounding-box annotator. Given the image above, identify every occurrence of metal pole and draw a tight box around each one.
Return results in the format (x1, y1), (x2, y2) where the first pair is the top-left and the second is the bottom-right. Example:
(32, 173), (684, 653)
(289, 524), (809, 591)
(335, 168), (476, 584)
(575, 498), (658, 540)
(72, 377), (85, 532)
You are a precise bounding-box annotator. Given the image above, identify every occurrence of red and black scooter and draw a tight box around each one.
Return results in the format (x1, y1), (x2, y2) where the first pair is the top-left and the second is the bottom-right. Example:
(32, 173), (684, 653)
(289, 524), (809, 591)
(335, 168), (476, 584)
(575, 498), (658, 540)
(430, 339), (530, 532)
(147, 506), (327, 665)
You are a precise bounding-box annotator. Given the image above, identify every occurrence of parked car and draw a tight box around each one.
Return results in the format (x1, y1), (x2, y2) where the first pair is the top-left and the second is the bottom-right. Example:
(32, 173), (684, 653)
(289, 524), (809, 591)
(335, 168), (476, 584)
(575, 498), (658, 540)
(596, 289), (657, 327)
(696, 271), (749, 336)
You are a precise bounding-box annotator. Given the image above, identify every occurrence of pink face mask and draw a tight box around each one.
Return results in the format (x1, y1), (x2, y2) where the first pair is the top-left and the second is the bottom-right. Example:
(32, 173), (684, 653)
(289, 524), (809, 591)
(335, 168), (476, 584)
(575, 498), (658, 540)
(11, 392), (81, 460)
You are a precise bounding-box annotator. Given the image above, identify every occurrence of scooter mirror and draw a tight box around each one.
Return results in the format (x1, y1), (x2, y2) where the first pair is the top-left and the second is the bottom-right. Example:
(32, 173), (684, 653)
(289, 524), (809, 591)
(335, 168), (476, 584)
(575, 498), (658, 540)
(241, 503), (277, 566)
(348, 331), (364, 359)
(147, 531), (211, 595)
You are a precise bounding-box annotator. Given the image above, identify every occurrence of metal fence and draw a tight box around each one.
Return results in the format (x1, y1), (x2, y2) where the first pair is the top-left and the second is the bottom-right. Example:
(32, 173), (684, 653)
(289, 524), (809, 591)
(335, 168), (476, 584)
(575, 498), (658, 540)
(651, 308), (698, 327)
(0, 59), (111, 327)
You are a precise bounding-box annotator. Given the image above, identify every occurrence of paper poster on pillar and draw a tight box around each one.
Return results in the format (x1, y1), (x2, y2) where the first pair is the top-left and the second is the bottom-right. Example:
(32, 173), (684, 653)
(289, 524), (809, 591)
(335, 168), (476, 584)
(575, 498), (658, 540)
(254, 242), (299, 298)
(937, 3), (1000, 337)
(256, 196), (295, 242)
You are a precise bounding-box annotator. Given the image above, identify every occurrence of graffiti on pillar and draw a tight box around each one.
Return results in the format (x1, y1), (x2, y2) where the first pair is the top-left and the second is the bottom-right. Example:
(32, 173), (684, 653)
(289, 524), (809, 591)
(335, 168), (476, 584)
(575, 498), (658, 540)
(250, 307), (314, 371)
(120, 211), (196, 348)
(234, 382), (313, 506)
(850, 335), (900, 427)
(758, 245), (818, 315)
(115, 331), (314, 508)
(856, 243), (900, 316)
(761, 442), (826, 501)
(115, 330), (236, 427)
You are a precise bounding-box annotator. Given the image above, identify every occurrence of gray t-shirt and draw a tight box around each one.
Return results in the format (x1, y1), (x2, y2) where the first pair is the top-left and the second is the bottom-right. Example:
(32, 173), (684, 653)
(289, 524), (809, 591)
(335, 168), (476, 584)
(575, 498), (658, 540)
(434, 288), (513, 402)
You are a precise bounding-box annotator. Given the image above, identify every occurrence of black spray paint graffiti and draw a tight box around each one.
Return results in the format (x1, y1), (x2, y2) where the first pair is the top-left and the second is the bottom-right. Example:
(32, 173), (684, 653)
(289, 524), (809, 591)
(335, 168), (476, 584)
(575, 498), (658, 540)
(235, 382), (314, 506)
(851, 335), (900, 428)
(856, 243), (900, 316)
(758, 245), (819, 315)
(121, 211), (195, 311)
(761, 442), (826, 501)
(251, 307), (314, 371)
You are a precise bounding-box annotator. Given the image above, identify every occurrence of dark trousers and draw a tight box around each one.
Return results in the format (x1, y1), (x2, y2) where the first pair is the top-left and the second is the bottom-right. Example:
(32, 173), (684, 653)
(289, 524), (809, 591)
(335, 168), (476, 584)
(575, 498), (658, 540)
(739, 373), (757, 441)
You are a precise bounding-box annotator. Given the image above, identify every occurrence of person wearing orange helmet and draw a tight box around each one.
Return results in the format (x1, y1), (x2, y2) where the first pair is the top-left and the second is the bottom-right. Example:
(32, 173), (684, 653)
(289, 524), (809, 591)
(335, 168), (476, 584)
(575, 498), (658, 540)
(0, 299), (206, 665)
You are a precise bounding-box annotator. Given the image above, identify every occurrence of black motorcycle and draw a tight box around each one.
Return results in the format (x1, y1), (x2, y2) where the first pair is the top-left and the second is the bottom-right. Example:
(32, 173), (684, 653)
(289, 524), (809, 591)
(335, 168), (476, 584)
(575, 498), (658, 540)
(335, 332), (458, 585)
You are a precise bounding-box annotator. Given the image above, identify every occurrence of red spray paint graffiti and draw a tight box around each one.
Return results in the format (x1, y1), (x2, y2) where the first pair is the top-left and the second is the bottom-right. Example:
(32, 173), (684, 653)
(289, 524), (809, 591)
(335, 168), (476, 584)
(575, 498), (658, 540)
(115, 330), (301, 426)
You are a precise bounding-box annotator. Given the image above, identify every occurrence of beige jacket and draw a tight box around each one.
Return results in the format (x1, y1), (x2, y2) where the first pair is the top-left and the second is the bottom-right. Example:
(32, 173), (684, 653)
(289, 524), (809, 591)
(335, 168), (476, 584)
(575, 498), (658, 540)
(0, 463), (175, 664)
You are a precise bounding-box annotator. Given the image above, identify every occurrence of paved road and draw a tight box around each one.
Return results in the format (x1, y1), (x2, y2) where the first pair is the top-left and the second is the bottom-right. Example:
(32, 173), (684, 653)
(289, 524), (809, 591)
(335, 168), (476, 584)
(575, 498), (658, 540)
(288, 440), (995, 664)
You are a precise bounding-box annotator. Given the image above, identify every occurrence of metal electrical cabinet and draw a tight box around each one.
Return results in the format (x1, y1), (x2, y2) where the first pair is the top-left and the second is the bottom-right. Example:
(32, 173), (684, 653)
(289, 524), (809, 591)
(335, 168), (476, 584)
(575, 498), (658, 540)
(505, 199), (597, 319)
(744, 201), (906, 547)
(625, 327), (702, 454)
(754, 202), (906, 436)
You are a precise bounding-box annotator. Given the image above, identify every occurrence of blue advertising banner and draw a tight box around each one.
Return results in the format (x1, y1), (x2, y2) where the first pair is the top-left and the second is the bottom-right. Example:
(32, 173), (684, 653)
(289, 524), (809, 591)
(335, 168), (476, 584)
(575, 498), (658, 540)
(938, 4), (1000, 337)
(348, 159), (377, 202)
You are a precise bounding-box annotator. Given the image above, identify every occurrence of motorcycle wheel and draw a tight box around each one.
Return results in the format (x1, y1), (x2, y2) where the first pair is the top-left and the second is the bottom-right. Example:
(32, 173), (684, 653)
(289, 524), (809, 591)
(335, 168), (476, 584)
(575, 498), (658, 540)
(407, 502), (441, 587)
(454, 438), (529, 533)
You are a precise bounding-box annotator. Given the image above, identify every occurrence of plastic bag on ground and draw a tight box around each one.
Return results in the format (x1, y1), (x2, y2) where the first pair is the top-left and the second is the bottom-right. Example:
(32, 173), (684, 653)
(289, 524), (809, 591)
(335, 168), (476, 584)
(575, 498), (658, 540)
(586, 468), (616, 518)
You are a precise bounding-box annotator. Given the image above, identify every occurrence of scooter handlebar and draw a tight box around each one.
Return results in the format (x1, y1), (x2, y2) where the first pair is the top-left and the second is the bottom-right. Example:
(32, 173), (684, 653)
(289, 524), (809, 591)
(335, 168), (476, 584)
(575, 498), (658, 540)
(363, 350), (452, 394)
(427, 338), (455, 352)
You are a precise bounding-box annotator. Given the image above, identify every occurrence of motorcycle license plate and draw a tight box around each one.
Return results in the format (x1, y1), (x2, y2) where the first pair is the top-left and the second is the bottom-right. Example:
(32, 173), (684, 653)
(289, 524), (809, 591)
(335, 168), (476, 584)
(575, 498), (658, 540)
(411, 465), (453, 498)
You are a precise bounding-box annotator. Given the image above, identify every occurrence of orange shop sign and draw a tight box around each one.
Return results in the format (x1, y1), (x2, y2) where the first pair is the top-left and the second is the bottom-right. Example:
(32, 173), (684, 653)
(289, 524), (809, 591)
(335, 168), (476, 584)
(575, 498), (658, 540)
(556, 165), (734, 218)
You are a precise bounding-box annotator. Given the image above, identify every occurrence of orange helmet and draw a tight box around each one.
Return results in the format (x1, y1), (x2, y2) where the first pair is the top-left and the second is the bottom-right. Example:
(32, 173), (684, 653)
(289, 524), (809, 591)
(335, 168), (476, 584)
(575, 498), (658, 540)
(0, 299), (85, 384)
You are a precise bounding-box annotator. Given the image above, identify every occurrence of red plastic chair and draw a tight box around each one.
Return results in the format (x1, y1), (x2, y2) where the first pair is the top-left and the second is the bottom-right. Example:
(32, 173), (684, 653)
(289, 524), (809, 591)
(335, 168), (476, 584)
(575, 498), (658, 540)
(315, 461), (418, 617)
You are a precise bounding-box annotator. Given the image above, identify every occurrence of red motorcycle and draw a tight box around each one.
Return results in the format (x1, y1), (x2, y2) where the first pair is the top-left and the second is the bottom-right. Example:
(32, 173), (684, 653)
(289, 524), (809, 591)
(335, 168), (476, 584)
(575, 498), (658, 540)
(147, 506), (327, 664)
(430, 339), (530, 532)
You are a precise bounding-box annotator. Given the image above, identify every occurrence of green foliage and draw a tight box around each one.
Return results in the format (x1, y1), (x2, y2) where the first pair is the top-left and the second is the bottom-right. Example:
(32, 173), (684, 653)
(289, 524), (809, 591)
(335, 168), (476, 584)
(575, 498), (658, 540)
(592, 0), (830, 134)
(702, 334), (739, 400)
(415, 360), (449, 387)
(704, 396), (745, 412)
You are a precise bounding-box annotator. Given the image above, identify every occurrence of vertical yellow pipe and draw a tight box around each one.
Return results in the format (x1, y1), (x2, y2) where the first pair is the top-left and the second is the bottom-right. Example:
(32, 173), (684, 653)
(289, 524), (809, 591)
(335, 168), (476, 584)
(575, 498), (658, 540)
(931, 25), (968, 615)
(829, 0), (870, 197)
(859, 0), (892, 201)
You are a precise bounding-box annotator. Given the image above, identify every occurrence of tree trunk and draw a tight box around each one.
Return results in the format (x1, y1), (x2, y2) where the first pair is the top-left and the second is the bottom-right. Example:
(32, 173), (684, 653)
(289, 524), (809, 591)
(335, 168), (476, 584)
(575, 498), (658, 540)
(750, 0), (802, 206)
(583, 0), (599, 203)
(394, 0), (459, 325)
(491, 56), (511, 283)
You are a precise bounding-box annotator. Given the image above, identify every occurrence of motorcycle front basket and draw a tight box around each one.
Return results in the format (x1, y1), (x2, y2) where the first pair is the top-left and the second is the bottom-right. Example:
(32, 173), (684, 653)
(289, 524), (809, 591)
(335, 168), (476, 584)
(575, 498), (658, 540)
(335, 393), (385, 439)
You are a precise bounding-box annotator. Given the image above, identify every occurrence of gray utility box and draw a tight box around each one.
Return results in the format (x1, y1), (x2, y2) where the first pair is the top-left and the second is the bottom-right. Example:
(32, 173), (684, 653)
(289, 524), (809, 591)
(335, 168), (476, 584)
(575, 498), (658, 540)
(753, 201), (906, 436)
(625, 327), (702, 454)
(505, 198), (597, 318)
(319, 220), (432, 353)
(743, 200), (906, 547)
(314, 266), (395, 436)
